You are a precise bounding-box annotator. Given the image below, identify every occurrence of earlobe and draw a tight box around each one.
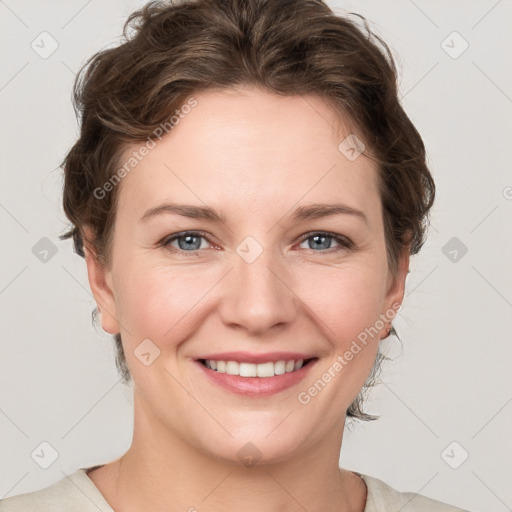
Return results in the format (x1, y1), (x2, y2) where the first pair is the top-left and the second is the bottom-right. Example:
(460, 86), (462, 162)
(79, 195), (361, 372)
(82, 226), (121, 335)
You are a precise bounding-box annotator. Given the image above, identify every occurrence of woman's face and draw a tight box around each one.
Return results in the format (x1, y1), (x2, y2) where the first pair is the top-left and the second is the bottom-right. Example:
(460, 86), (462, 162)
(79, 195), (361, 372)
(86, 86), (408, 464)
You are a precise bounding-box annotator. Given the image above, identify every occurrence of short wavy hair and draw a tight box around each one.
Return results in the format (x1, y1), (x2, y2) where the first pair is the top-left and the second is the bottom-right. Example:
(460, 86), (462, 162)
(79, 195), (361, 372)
(60, 0), (435, 421)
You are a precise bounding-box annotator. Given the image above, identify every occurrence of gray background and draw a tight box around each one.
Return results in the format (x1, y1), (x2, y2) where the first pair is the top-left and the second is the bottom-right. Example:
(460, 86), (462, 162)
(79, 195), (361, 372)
(0, 1), (511, 510)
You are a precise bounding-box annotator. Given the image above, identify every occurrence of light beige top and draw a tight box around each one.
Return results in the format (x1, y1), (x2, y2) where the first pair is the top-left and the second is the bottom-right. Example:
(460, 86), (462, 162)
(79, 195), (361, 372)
(0, 466), (471, 511)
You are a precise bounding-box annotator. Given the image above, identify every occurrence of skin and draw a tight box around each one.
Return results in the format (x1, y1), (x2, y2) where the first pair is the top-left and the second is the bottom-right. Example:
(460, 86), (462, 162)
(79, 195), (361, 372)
(83, 85), (409, 512)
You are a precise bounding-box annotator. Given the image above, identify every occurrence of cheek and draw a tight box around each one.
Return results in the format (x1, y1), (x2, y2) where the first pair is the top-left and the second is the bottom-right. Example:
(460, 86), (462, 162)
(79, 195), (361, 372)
(294, 262), (387, 344)
(291, 265), (388, 419)
(114, 261), (216, 344)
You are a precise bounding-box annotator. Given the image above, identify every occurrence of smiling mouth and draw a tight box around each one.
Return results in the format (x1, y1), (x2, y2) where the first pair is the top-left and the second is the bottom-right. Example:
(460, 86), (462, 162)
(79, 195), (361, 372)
(198, 358), (317, 378)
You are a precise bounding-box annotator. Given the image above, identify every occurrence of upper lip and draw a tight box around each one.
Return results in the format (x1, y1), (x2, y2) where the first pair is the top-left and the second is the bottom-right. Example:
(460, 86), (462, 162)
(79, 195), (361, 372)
(197, 351), (316, 364)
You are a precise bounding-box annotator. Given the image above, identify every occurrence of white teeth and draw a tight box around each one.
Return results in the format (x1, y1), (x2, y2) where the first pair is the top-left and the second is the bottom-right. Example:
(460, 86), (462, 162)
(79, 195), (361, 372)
(203, 358), (307, 377)
(257, 362), (274, 378)
(239, 362), (257, 377)
(274, 360), (286, 375)
(226, 361), (239, 375)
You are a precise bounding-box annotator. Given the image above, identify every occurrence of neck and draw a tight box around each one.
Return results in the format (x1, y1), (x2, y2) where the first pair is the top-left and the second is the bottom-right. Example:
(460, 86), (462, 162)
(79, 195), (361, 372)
(96, 390), (366, 512)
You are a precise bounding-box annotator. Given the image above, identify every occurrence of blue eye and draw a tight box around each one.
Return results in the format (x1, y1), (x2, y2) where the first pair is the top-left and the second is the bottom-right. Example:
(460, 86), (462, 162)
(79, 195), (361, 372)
(163, 231), (210, 253)
(297, 232), (353, 252)
(161, 230), (353, 255)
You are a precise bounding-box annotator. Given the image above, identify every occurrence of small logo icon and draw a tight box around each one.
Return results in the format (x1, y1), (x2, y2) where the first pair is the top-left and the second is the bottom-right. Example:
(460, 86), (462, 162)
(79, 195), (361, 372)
(134, 338), (160, 366)
(31, 441), (59, 469)
(237, 442), (262, 468)
(31, 31), (59, 59)
(441, 31), (469, 59)
(441, 441), (469, 469)
(338, 134), (366, 161)
(236, 236), (263, 264)
(503, 186), (512, 200)
(32, 237), (58, 263)
(442, 236), (468, 263)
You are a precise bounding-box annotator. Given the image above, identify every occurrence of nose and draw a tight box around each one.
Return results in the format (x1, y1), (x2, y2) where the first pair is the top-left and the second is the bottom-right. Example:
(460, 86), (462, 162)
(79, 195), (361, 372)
(218, 244), (298, 336)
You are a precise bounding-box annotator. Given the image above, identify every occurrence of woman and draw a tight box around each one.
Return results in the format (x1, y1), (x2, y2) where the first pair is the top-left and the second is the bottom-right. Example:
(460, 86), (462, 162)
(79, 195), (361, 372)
(0, 0), (473, 510)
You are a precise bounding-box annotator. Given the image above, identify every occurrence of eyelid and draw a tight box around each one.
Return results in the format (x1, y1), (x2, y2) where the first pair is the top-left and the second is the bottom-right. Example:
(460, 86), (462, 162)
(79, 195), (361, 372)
(296, 231), (354, 250)
(161, 230), (354, 253)
(160, 230), (215, 248)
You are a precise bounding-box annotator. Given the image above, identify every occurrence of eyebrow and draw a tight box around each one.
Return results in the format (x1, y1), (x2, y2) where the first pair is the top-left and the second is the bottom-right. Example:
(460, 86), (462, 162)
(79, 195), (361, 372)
(140, 202), (368, 226)
(140, 203), (227, 224)
(290, 203), (368, 226)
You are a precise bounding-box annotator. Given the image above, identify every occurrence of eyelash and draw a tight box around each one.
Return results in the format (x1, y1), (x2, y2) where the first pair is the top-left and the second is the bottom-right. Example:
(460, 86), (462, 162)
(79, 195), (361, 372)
(160, 230), (354, 255)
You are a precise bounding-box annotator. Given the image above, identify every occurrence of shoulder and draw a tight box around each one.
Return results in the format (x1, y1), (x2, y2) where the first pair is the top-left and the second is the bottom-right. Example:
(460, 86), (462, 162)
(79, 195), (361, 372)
(359, 472), (472, 512)
(0, 468), (112, 512)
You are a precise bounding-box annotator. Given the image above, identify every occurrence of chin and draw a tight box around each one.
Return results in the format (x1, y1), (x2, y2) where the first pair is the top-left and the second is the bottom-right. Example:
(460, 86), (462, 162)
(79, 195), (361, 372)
(191, 418), (313, 467)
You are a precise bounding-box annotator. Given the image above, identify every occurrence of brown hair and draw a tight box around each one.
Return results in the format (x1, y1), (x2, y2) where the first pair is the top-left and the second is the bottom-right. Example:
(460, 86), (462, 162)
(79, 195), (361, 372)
(60, 0), (435, 421)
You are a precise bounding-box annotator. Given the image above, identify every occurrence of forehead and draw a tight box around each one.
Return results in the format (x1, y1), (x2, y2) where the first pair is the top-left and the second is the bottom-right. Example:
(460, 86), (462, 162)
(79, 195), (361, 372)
(116, 86), (381, 223)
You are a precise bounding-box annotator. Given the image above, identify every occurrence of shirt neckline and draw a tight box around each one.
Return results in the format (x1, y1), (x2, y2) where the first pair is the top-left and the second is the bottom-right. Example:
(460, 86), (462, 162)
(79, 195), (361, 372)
(79, 465), (373, 512)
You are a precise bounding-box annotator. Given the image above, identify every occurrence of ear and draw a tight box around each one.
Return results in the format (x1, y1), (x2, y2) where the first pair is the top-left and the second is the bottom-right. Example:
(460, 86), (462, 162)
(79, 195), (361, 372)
(381, 245), (410, 332)
(82, 225), (120, 335)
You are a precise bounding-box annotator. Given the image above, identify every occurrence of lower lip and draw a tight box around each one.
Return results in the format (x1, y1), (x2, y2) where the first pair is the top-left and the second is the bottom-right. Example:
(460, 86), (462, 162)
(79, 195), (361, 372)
(195, 360), (317, 396)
